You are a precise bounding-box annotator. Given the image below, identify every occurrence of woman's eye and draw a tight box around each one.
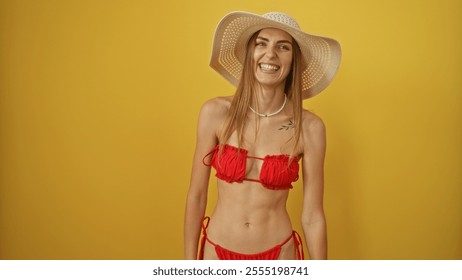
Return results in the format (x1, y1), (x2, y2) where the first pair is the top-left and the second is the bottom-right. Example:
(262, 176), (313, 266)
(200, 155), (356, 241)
(279, 45), (290, 51)
(256, 41), (266, 47)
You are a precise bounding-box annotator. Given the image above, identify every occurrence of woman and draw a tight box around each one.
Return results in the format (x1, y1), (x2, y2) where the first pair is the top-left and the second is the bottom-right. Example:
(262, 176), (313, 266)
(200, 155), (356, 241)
(184, 11), (341, 260)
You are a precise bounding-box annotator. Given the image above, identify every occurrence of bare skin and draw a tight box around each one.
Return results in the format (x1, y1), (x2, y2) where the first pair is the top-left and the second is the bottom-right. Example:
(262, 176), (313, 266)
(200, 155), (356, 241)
(184, 28), (327, 260)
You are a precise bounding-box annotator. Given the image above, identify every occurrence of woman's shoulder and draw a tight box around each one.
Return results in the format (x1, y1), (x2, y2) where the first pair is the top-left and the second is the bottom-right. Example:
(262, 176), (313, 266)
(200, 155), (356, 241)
(301, 109), (325, 129)
(197, 96), (232, 139)
(299, 109), (326, 154)
(301, 109), (326, 137)
(202, 95), (232, 109)
(199, 96), (232, 118)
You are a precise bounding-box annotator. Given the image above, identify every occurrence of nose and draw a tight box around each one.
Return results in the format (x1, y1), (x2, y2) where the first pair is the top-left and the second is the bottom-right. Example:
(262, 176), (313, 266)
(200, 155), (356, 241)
(265, 46), (277, 59)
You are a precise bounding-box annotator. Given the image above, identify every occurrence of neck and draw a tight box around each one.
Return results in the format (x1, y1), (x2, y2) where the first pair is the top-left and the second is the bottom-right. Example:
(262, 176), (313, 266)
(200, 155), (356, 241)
(252, 84), (286, 114)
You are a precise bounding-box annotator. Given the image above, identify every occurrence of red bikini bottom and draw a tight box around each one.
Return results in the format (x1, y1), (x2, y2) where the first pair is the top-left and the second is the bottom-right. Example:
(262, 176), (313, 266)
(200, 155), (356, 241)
(198, 216), (304, 260)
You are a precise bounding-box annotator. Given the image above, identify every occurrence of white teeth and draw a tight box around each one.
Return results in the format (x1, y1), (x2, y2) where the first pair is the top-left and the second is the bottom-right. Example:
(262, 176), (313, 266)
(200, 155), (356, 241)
(259, 63), (280, 71)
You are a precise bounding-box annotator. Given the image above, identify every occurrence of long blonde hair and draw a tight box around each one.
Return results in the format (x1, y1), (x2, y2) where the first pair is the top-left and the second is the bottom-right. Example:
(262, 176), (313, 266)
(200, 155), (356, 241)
(218, 30), (304, 156)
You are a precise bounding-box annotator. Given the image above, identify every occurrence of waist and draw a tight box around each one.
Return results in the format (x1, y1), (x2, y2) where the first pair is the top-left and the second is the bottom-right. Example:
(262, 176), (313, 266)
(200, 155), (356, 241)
(206, 210), (293, 251)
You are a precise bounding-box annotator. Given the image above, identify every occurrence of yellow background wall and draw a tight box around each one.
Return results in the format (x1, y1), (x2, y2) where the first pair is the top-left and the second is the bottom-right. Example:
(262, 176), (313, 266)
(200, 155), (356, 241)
(0, 0), (460, 259)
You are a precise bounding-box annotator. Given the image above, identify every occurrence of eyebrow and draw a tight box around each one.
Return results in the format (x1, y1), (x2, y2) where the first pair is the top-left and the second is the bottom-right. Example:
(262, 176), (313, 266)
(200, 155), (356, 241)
(257, 36), (293, 45)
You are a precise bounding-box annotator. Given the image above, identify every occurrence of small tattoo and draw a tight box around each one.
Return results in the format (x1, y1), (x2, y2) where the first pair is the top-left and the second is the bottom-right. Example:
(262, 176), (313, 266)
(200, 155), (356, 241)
(279, 120), (295, 131)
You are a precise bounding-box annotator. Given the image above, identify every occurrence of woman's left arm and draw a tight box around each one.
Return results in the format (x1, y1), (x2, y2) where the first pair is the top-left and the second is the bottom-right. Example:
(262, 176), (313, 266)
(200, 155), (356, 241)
(301, 114), (327, 260)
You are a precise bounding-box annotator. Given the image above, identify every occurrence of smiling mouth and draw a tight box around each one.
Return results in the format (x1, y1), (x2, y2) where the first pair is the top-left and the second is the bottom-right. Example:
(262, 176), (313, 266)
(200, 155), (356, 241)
(259, 63), (280, 71)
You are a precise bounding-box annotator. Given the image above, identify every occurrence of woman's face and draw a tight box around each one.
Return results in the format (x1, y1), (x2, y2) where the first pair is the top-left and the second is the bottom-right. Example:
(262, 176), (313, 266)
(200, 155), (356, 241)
(253, 28), (294, 89)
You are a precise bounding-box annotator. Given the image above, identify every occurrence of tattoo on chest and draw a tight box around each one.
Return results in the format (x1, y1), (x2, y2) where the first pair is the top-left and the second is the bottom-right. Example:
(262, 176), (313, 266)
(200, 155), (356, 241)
(279, 120), (295, 131)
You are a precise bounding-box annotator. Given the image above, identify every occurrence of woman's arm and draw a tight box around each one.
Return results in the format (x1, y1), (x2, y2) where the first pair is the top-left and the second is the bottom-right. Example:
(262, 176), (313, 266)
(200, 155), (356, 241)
(184, 98), (224, 259)
(300, 113), (327, 260)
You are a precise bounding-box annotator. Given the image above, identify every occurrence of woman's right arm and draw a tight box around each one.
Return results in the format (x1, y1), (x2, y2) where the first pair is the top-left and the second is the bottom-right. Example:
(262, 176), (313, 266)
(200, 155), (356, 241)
(184, 98), (225, 259)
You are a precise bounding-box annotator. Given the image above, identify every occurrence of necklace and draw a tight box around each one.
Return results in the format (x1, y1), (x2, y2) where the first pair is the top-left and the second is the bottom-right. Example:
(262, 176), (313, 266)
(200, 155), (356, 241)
(249, 95), (287, 117)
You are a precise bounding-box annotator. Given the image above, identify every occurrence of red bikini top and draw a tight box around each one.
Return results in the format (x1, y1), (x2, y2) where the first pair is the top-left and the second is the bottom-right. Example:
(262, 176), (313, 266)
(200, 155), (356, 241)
(202, 144), (300, 190)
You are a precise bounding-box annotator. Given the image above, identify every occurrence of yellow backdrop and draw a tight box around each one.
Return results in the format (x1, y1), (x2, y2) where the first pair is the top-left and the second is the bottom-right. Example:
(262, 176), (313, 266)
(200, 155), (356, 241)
(0, 0), (460, 259)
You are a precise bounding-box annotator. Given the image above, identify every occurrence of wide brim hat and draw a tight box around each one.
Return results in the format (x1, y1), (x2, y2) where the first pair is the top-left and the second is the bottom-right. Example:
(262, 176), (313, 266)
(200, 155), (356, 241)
(210, 11), (342, 99)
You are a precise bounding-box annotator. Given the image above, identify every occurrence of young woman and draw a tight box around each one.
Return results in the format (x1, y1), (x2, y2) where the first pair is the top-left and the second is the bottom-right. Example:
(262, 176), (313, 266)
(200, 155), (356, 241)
(184, 11), (341, 260)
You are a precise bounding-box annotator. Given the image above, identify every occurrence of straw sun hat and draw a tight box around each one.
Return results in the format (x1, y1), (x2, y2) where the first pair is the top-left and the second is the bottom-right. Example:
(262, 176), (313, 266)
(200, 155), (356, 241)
(210, 11), (342, 99)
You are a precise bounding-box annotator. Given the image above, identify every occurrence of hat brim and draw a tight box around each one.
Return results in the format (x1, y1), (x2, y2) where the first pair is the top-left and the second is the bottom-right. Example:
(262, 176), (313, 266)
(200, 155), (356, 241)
(210, 11), (342, 99)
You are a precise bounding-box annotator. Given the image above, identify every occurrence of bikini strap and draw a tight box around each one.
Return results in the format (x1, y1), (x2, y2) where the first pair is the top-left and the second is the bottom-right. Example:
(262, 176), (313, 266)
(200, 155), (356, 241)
(198, 216), (219, 260)
(292, 231), (305, 260)
(197, 216), (209, 260)
(202, 217), (218, 246)
(202, 216), (210, 231)
(276, 230), (304, 260)
(279, 231), (296, 247)
(247, 155), (265, 160)
(202, 146), (218, 167)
